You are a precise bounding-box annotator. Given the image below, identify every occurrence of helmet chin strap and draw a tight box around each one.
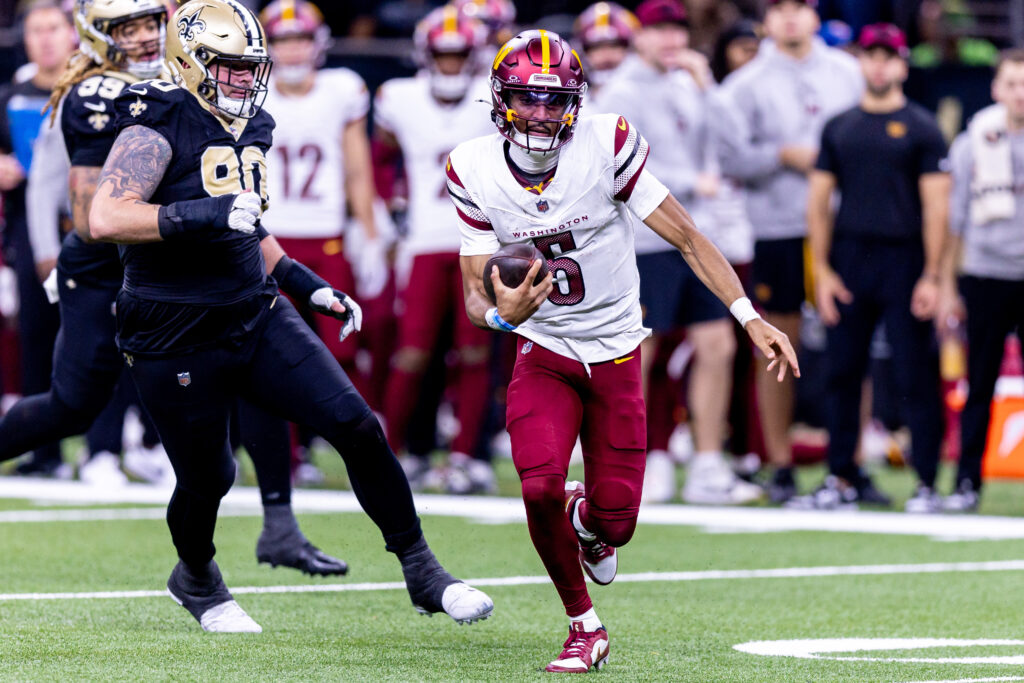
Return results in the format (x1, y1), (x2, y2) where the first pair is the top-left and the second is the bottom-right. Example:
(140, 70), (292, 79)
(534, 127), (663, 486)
(509, 129), (560, 174)
(126, 57), (163, 79)
(216, 92), (251, 119)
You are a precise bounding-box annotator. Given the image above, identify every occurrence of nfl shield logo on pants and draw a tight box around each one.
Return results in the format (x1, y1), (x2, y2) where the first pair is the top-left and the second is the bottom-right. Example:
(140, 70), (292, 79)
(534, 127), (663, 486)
(177, 372), (191, 387)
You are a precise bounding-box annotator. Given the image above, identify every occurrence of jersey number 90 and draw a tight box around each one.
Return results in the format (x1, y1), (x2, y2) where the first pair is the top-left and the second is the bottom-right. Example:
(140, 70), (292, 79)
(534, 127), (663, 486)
(201, 146), (269, 205)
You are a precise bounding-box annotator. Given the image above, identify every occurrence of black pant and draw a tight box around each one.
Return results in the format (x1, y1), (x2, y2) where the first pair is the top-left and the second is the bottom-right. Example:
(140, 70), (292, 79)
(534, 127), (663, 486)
(824, 238), (943, 487)
(958, 275), (1024, 491)
(127, 296), (422, 568)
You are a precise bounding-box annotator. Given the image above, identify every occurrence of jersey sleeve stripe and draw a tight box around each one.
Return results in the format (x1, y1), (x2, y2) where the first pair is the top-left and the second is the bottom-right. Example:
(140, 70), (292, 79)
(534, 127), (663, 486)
(445, 156), (465, 188)
(613, 133), (650, 201)
(455, 206), (493, 231)
(614, 134), (641, 179)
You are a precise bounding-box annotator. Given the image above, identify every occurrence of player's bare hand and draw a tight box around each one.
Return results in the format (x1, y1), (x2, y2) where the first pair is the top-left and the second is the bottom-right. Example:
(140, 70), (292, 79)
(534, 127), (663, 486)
(815, 267), (852, 327)
(491, 258), (553, 326)
(746, 318), (801, 382)
(936, 282), (966, 334)
(910, 275), (940, 320)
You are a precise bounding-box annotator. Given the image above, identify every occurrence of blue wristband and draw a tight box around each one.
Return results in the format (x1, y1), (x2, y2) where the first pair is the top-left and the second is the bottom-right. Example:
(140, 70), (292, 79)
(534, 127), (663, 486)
(485, 307), (517, 332)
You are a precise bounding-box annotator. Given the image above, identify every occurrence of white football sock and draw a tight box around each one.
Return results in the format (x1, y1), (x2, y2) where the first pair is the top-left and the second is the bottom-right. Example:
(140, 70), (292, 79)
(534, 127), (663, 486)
(572, 501), (597, 542)
(569, 607), (602, 632)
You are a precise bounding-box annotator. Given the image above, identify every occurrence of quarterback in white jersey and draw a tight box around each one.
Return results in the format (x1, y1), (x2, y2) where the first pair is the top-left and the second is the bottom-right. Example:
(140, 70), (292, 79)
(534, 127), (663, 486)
(374, 6), (497, 493)
(450, 29), (799, 674)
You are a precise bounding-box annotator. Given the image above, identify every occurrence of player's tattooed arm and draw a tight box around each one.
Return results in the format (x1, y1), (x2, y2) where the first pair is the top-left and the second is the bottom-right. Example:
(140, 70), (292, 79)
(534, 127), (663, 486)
(68, 166), (102, 242)
(88, 125), (171, 243)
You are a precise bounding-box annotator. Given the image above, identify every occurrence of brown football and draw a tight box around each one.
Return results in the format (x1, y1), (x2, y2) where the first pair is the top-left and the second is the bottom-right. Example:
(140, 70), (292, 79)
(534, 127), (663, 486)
(483, 243), (550, 304)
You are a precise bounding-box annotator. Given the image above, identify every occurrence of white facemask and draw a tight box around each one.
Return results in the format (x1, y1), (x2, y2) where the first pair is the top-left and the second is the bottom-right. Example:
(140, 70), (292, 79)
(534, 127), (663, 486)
(275, 63), (313, 86)
(429, 72), (471, 101)
(509, 129), (560, 174)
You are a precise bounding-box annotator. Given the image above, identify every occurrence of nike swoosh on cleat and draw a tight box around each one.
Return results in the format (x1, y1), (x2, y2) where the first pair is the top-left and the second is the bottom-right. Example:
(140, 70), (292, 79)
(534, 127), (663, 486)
(613, 356), (634, 364)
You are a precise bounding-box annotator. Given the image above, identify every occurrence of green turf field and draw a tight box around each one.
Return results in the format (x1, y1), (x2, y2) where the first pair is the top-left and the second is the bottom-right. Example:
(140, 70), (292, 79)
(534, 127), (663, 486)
(3, 459), (1024, 681)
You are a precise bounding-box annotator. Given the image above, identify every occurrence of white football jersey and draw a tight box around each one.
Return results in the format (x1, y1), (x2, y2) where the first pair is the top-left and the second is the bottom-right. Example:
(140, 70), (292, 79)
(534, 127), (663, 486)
(261, 68), (369, 238)
(448, 114), (669, 365)
(374, 74), (493, 260)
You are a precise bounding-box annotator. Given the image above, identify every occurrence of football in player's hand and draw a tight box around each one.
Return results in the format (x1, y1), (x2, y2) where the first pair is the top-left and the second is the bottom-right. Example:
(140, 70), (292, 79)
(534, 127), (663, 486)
(483, 244), (550, 304)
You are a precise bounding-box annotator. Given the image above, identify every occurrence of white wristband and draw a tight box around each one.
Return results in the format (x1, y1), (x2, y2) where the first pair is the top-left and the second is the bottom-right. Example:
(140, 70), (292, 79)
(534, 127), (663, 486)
(729, 297), (761, 328)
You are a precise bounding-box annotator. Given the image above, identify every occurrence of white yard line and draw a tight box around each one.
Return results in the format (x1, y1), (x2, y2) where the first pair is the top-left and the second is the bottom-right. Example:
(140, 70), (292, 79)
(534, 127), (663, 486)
(2, 559), (1024, 602)
(3, 475), (1024, 540)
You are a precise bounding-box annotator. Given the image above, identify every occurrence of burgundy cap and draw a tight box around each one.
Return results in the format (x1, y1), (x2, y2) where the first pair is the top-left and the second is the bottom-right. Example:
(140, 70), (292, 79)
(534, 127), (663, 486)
(858, 23), (909, 58)
(635, 0), (688, 28)
(767, 0), (819, 8)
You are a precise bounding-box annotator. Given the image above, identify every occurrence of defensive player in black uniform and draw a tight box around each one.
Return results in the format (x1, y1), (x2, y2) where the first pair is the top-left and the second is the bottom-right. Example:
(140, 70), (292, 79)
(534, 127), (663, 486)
(0, 0), (346, 577)
(90, 0), (494, 633)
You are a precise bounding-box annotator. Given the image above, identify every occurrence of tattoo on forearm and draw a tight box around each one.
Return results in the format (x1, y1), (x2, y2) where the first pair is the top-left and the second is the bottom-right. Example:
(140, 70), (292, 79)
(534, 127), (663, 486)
(69, 166), (101, 239)
(96, 125), (172, 202)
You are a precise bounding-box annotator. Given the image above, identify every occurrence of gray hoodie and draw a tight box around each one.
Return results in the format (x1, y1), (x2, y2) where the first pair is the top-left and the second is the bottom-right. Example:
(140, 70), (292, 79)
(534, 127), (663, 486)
(710, 38), (863, 240)
(948, 130), (1024, 280)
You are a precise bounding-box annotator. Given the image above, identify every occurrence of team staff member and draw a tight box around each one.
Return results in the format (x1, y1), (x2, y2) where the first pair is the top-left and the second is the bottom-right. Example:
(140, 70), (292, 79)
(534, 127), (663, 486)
(90, 0), (492, 633)
(805, 24), (948, 511)
(940, 50), (1024, 512)
(711, 0), (863, 500)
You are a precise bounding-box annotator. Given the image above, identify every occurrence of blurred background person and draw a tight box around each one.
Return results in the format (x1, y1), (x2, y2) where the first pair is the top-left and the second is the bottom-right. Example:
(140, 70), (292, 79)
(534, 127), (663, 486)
(804, 24), (947, 511)
(0, 0), (75, 477)
(940, 50), (1024, 513)
(601, 0), (761, 504)
(573, 1), (638, 109)
(375, 6), (497, 493)
(711, 0), (863, 502)
(260, 0), (391, 484)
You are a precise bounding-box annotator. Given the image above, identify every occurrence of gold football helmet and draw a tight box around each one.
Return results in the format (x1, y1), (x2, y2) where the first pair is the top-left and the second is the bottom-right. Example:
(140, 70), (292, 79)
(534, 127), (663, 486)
(166, 0), (272, 119)
(74, 0), (167, 78)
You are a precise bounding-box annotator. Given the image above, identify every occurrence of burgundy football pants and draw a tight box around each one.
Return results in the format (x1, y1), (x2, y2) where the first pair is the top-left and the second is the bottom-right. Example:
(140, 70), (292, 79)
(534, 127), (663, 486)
(507, 337), (646, 616)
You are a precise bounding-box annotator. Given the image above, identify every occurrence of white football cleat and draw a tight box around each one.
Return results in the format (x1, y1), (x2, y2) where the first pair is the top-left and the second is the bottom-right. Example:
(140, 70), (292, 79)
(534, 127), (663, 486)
(415, 582), (494, 625)
(545, 622), (610, 673)
(198, 600), (262, 633)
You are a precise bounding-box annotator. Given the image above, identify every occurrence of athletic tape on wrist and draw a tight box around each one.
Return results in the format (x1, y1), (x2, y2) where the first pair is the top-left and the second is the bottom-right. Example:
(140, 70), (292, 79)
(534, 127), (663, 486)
(729, 297), (761, 328)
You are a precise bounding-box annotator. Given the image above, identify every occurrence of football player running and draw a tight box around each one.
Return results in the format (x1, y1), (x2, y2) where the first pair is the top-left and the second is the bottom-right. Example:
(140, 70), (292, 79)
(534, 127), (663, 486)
(375, 6), (497, 493)
(450, 30), (799, 672)
(89, 0), (493, 633)
(0, 0), (348, 579)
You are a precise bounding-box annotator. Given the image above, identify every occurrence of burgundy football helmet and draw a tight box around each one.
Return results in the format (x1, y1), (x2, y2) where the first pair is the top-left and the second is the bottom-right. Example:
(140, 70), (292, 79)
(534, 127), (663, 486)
(490, 29), (587, 152)
(260, 0), (330, 66)
(414, 5), (487, 99)
(574, 2), (640, 50)
(454, 0), (517, 45)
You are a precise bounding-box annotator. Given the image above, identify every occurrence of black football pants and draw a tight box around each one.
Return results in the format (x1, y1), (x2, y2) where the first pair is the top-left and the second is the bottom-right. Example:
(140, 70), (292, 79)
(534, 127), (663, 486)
(127, 296), (422, 569)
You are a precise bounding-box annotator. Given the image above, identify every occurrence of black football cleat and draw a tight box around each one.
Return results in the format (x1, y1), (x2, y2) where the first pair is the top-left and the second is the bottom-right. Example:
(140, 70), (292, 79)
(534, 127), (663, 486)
(256, 537), (349, 577)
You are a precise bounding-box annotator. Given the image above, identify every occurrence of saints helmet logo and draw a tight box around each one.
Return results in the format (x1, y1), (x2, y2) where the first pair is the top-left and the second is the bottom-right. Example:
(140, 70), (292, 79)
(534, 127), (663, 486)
(129, 97), (148, 117)
(177, 11), (206, 42)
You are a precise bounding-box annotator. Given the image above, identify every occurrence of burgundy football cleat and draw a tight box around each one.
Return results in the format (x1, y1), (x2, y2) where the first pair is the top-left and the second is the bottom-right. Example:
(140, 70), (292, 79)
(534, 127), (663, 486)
(545, 621), (610, 673)
(564, 480), (618, 585)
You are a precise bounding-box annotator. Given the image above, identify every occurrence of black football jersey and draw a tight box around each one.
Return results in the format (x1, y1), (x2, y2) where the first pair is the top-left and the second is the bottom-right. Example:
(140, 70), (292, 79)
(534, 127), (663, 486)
(59, 72), (133, 285)
(113, 79), (275, 305)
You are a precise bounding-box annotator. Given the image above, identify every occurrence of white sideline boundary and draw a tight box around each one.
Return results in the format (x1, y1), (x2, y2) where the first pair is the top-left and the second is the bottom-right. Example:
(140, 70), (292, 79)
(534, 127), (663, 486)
(2, 559), (1024, 602)
(3, 476), (1024, 540)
